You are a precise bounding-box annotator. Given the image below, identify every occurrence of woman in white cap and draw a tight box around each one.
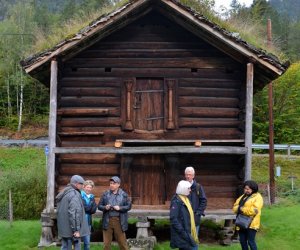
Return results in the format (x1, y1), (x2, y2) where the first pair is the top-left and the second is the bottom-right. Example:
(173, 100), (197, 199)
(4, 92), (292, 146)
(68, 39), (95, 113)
(170, 180), (199, 250)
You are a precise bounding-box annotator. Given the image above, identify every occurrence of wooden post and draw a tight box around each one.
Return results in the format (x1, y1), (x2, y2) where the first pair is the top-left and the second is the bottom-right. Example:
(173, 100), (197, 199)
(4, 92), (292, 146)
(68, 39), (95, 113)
(124, 80), (134, 130)
(166, 79), (176, 129)
(268, 82), (276, 204)
(267, 19), (272, 48)
(46, 59), (58, 212)
(245, 63), (254, 181)
(9, 189), (13, 227)
(39, 58), (57, 247)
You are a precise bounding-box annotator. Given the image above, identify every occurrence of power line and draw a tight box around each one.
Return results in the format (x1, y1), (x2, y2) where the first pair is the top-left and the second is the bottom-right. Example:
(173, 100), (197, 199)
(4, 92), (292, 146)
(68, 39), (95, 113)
(0, 33), (35, 37)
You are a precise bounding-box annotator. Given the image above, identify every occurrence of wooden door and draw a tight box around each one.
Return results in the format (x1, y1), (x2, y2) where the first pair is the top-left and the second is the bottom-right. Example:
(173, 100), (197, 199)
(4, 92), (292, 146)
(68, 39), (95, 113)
(134, 78), (164, 131)
(130, 155), (166, 205)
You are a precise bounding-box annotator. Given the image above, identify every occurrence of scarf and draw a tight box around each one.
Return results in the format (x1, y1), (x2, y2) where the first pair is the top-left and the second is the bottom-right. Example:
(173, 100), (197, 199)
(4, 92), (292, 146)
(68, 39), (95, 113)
(238, 194), (252, 214)
(178, 195), (199, 244)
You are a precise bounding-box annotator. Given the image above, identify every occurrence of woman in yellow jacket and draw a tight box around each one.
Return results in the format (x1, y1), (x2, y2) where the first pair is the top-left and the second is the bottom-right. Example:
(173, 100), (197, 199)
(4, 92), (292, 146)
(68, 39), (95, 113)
(233, 180), (263, 250)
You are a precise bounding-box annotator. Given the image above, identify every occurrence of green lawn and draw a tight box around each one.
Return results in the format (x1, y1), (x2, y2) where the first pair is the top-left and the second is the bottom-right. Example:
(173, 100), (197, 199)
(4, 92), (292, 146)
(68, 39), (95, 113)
(1, 203), (299, 250)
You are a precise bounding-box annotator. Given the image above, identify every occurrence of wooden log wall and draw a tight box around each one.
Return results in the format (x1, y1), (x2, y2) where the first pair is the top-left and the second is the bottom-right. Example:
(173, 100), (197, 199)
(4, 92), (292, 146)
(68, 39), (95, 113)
(57, 154), (120, 196)
(178, 154), (244, 209)
(55, 11), (246, 209)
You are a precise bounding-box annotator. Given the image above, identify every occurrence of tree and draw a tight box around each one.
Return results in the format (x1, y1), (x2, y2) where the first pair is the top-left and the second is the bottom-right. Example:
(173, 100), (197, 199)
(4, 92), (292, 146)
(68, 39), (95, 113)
(253, 63), (300, 144)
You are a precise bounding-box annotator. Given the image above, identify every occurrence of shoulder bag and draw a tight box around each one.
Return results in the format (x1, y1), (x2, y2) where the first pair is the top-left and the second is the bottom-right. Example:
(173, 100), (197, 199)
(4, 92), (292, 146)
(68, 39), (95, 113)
(235, 195), (253, 229)
(235, 213), (253, 229)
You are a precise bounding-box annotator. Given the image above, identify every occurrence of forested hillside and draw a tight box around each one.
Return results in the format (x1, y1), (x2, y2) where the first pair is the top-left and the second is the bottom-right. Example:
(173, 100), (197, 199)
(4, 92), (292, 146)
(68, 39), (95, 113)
(0, 0), (299, 143)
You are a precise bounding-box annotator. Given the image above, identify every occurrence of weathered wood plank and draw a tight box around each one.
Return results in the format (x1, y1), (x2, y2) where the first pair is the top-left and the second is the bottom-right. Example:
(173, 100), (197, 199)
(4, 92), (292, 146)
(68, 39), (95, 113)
(90, 42), (208, 50)
(245, 63), (254, 180)
(59, 163), (119, 175)
(117, 139), (244, 144)
(59, 127), (122, 134)
(179, 87), (240, 98)
(54, 146), (247, 154)
(77, 49), (225, 58)
(83, 128), (242, 140)
(174, 128), (243, 139)
(179, 118), (240, 128)
(99, 19), (203, 43)
(60, 117), (121, 127)
(63, 67), (242, 79)
(206, 198), (236, 210)
(59, 141), (108, 147)
(205, 186), (237, 193)
(59, 87), (120, 97)
(46, 59), (58, 212)
(58, 136), (244, 148)
(58, 131), (104, 136)
(58, 154), (119, 164)
(179, 78), (241, 88)
(178, 97), (239, 108)
(178, 107), (240, 118)
(60, 97), (119, 107)
(179, 154), (242, 164)
(60, 77), (121, 87)
(67, 57), (239, 69)
(195, 175), (239, 181)
(57, 108), (109, 116)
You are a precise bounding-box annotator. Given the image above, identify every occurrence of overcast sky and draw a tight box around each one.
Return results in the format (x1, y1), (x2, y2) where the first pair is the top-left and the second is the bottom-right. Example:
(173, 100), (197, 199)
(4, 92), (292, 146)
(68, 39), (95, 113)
(214, 0), (253, 12)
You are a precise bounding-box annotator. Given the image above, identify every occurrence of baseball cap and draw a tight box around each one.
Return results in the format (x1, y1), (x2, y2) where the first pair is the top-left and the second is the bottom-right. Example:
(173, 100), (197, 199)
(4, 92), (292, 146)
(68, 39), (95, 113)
(70, 175), (85, 184)
(110, 176), (121, 184)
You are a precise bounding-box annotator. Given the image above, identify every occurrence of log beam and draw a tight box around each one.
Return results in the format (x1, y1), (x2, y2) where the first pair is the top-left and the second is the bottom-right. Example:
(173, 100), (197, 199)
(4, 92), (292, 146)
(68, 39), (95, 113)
(53, 146), (247, 154)
(245, 63), (254, 180)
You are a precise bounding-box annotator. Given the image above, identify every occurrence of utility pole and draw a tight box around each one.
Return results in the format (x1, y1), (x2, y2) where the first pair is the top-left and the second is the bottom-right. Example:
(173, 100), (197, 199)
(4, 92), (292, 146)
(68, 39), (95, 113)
(267, 18), (276, 204)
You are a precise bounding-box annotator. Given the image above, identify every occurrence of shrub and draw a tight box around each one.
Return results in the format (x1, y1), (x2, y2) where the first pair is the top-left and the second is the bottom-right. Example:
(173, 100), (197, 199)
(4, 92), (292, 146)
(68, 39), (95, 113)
(0, 148), (47, 219)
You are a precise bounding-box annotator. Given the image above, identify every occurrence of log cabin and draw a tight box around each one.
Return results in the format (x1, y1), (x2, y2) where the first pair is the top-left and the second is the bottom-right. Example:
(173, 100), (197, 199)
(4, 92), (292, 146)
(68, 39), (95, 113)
(21, 0), (288, 246)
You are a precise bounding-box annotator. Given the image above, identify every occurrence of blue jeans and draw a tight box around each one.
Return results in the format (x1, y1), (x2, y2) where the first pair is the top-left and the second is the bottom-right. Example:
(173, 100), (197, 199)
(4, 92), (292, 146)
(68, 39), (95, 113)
(82, 234), (90, 250)
(191, 225), (200, 250)
(238, 228), (257, 250)
(61, 237), (81, 250)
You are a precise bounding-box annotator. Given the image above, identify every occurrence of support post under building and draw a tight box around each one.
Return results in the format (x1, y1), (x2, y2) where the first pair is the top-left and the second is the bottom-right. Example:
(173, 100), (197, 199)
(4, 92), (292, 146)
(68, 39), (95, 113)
(245, 63), (254, 180)
(39, 59), (58, 247)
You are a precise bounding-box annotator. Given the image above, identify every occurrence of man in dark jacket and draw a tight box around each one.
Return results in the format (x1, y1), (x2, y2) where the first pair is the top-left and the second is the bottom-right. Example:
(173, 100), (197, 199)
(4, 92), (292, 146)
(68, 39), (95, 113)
(56, 175), (90, 250)
(98, 176), (131, 250)
(185, 166), (207, 249)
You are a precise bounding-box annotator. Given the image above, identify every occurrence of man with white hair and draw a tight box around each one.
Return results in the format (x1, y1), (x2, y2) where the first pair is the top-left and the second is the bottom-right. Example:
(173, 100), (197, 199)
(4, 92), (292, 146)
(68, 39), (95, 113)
(185, 166), (207, 247)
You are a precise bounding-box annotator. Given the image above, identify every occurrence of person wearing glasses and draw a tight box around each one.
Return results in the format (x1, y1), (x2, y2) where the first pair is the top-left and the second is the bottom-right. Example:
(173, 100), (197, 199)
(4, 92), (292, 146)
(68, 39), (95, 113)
(233, 180), (263, 250)
(184, 166), (207, 248)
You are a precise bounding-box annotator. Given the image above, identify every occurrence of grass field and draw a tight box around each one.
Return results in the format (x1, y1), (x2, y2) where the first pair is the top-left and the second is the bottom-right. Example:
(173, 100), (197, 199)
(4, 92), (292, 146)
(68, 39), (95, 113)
(0, 148), (299, 249)
(0, 203), (299, 250)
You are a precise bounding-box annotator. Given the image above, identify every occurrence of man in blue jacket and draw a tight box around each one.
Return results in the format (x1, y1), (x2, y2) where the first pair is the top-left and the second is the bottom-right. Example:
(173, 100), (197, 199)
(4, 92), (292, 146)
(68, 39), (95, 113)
(185, 166), (207, 249)
(98, 176), (131, 250)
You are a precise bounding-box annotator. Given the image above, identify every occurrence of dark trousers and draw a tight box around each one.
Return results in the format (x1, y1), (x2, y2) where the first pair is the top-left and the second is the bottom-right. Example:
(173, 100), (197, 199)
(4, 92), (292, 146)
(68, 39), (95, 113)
(103, 217), (128, 250)
(238, 228), (257, 250)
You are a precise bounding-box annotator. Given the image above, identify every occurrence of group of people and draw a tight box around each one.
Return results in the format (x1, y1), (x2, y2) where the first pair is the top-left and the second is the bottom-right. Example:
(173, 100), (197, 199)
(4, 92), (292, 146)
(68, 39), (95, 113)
(56, 166), (263, 250)
(171, 174), (263, 250)
(56, 175), (131, 250)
